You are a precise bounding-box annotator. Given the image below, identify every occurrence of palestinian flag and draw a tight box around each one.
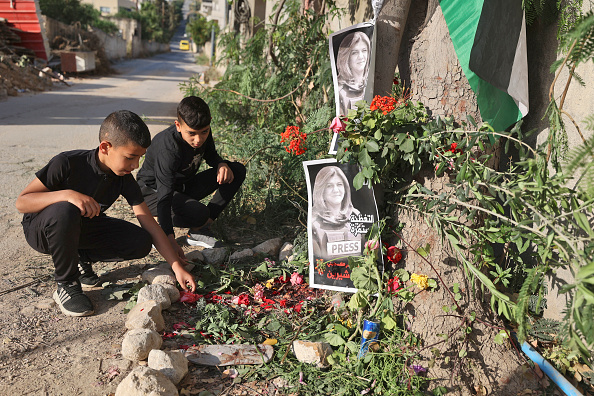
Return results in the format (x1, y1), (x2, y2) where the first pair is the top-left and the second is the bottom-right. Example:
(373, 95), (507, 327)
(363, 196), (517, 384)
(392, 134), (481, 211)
(440, 0), (529, 131)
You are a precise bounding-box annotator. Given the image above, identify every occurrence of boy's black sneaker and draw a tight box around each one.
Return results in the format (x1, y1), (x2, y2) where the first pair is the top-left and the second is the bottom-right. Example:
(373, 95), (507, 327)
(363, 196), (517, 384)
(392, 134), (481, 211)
(186, 226), (223, 249)
(78, 261), (101, 287)
(53, 280), (94, 317)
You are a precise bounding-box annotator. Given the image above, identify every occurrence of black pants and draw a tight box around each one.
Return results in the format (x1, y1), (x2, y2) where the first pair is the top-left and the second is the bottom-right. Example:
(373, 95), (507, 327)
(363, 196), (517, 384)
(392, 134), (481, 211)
(22, 202), (152, 282)
(143, 161), (246, 229)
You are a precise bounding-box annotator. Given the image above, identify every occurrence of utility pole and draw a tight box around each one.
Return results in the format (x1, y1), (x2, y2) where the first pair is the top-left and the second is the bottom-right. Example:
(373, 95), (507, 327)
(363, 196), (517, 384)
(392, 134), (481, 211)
(210, 24), (216, 66)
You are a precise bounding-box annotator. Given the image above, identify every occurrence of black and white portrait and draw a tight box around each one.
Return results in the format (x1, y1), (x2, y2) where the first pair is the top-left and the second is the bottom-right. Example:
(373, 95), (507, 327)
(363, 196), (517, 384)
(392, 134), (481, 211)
(304, 158), (381, 292)
(329, 23), (376, 154)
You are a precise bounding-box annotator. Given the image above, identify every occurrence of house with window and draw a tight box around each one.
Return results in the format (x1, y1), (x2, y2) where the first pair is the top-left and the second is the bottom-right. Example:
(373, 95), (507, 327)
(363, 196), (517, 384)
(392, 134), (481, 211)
(81, 0), (137, 15)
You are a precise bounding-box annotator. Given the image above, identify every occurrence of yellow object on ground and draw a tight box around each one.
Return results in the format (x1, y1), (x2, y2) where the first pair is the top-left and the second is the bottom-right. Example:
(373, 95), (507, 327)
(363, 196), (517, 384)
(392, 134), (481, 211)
(179, 40), (190, 51)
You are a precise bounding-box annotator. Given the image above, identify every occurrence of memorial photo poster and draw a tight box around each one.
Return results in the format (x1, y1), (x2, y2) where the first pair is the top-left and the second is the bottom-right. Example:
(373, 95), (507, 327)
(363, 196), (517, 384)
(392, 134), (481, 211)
(303, 158), (382, 293)
(329, 22), (377, 155)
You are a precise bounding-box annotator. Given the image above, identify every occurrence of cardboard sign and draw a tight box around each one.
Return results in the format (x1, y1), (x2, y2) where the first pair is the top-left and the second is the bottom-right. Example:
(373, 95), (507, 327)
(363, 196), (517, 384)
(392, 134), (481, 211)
(328, 22), (377, 154)
(303, 158), (382, 293)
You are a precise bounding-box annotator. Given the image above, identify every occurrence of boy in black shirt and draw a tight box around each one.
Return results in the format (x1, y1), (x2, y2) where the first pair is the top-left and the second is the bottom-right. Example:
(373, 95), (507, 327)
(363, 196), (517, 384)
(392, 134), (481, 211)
(16, 110), (196, 317)
(136, 96), (246, 249)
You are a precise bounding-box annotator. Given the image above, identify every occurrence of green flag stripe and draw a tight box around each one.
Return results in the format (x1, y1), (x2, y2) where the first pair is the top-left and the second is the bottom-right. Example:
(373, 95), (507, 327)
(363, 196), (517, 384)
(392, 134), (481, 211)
(440, 0), (523, 131)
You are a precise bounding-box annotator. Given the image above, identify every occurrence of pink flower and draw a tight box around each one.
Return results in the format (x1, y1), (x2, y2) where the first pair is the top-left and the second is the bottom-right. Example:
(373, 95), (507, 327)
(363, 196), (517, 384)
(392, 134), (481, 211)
(330, 116), (346, 134)
(365, 239), (379, 251)
(232, 294), (250, 305)
(290, 272), (304, 286)
(252, 284), (264, 301)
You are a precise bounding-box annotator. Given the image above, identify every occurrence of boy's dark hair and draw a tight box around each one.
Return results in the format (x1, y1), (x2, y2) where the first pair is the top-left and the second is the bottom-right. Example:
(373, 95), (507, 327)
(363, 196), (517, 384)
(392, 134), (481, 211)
(99, 110), (151, 148)
(177, 96), (211, 130)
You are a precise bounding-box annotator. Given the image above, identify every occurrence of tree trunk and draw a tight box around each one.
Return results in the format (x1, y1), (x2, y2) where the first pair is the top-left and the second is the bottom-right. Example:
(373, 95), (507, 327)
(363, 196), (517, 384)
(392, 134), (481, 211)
(385, 2), (541, 395)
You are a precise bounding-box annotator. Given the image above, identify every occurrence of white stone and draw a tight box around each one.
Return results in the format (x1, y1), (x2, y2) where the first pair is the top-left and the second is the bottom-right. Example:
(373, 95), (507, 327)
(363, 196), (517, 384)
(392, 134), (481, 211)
(137, 284), (172, 310)
(229, 248), (254, 261)
(35, 298), (56, 310)
(148, 349), (188, 385)
(185, 250), (204, 262)
(278, 242), (294, 262)
(125, 300), (165, 332)
(115, 366), (178, 396)
(151, 274), (177, 287)
(160, 283), (180, 303)
(292, 340), (333, 368)
(142, 266), (174, 284)
(252, 238), (283, 256)
(202, 247), (227, 265)
(121, 328), (163, 361)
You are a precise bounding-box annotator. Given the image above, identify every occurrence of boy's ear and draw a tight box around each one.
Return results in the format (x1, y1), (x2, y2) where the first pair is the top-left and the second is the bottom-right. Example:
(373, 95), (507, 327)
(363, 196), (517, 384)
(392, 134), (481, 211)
(99, 141), (112, 154)
(174, 120), (181, 132)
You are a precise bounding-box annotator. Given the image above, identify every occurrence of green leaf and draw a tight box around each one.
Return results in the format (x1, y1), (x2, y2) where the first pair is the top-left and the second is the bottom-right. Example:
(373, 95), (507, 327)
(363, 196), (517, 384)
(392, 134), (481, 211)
(365, 140), (380, 152)
(353, 171), (366, 190)
(359, 148), (373, 167)
(348, 291), (369, 310)
(381, 314), (397, 330)
(351, 267), (378, 291)
(324, 331), (346, 347)
(401, 138), (414, 153)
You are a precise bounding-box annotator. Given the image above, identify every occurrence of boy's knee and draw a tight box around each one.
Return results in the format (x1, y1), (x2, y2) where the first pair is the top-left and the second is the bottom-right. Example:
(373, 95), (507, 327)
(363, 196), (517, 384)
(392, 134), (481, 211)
(46, 202), (82, 229)
(229, 162), (246, 183)
(134, 228), (153, 258)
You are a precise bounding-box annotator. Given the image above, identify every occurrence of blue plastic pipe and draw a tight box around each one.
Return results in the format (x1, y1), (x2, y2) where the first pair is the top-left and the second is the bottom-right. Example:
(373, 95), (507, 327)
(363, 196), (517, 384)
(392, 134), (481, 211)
(520, 341), (583, 396)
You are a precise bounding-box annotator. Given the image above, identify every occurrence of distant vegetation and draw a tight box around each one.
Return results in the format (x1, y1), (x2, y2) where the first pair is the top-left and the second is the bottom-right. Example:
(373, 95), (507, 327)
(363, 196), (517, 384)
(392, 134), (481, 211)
(116, 0), (183, 43)
(39, 0), (119, 34)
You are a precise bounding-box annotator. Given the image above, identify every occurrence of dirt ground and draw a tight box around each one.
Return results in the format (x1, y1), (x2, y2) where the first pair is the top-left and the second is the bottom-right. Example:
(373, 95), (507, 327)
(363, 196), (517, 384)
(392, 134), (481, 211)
(0, 194), (288, 396)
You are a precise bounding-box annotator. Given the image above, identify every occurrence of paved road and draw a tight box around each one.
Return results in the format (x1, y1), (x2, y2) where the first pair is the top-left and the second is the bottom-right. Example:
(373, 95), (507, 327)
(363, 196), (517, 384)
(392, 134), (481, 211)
(0, 43), (206, 266)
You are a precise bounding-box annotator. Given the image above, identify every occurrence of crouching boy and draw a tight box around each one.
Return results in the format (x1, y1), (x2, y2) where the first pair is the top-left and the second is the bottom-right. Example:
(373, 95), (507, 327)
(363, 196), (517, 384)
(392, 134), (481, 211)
(16, 110), (196, 317)
(136, 96), (246, 249)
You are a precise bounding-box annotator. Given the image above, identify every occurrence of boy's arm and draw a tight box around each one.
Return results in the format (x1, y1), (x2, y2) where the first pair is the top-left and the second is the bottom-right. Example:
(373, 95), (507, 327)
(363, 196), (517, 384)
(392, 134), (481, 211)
(133, 202), (196, 292)
(16, 177), (101, 218)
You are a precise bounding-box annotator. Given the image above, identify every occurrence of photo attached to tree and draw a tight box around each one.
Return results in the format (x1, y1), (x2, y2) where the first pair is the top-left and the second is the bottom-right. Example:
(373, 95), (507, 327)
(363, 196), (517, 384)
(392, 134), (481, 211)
(304, 158), (382, 292)
(329, 22), (376, 154)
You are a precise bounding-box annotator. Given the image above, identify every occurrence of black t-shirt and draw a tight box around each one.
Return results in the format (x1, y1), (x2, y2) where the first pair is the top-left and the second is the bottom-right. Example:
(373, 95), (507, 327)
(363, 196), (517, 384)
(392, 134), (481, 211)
(136, 124), (224, 236)
(23, 148), (144, 221)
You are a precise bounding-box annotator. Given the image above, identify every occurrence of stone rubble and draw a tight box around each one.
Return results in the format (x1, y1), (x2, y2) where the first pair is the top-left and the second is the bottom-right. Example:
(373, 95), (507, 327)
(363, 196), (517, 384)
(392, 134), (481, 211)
(121, 328), (163, 361)
(278, 242), (294, 262)
(252, 238), (283, 256)
(137, 284), (172, 310)
(115, 366), (178, 396)
(148, 350), (188, 385)
(117, 237), (290, 393)
(291, 340), (334, 368)
(125, 300), (165, 332)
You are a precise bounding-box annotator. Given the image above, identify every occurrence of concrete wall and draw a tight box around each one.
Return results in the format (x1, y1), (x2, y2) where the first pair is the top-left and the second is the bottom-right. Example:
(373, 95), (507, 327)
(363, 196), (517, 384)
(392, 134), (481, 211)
(81, 0), (137, 14)
(92, 27), (127, 60)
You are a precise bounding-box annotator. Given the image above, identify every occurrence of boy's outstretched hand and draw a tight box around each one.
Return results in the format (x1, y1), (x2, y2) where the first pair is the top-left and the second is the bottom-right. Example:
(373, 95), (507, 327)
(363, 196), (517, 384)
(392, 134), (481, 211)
(173, 265), (196, 292)
(217, 163), (234, 184)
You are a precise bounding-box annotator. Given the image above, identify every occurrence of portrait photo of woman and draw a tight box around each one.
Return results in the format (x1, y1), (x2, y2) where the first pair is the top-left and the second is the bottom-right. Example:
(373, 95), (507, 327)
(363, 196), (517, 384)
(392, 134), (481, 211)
(336, 31), (371, 117)
(328, 23), (375, 155)
(304, 158), (382, 292)
(311, 165), (361, 259)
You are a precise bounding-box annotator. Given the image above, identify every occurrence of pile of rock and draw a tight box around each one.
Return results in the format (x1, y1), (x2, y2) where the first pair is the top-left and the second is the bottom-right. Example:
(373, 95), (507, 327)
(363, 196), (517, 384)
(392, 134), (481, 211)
(115, 238), (313, 395)
(0, 55), (54, 99)
(116, 263), (187, 395)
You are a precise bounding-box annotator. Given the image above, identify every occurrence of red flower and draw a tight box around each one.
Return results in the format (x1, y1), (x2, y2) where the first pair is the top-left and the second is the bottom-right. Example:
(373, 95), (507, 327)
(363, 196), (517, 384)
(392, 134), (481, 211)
(279, 299), (287, 307)
(278, 274), (290, 283)
(280, 125), (307, 155)
(387, 276), (402, 293)
(393, 77), (399, 85)
(294, 302), (303, 313)
(387, 246), (402, 264)
(179, 291), (203, 303)
(370, 95), (397, 115)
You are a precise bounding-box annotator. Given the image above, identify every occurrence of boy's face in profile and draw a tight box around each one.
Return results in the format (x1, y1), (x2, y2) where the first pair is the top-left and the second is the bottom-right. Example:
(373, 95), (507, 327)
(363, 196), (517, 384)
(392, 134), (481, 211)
(175, 119), (211, 149)
(99, 141), (146, 176)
